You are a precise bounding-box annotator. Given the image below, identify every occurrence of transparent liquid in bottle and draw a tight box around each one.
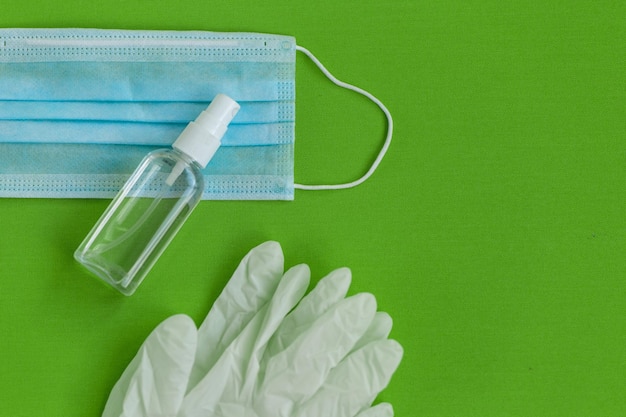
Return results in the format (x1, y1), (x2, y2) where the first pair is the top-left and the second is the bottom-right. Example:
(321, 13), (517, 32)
(74, 149), (204, 295)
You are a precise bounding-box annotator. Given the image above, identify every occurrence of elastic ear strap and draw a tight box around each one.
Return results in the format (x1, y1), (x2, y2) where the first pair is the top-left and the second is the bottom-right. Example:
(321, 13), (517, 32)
(294, 45), (394, 191)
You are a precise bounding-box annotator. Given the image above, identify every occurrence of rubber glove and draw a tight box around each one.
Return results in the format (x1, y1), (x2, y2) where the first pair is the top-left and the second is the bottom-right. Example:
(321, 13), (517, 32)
(179, 267), (403, 417)
(102, 241), (403, 417)
(102, 241), (284, 417)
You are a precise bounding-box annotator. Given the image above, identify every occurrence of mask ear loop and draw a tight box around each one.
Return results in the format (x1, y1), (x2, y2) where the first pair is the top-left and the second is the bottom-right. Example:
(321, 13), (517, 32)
(294, 45), (394, 190)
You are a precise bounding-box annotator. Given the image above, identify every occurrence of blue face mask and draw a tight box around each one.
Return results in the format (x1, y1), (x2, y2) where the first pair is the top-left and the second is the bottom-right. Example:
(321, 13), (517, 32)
(0, 28), (392, 199)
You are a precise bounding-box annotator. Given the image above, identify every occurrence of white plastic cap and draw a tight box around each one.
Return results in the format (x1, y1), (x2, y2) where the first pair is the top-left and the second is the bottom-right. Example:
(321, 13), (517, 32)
(173, 94), (240, 168)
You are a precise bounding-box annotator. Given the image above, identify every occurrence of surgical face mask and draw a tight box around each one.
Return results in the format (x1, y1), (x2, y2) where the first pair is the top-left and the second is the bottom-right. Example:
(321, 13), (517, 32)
(0, 28), (392, 199)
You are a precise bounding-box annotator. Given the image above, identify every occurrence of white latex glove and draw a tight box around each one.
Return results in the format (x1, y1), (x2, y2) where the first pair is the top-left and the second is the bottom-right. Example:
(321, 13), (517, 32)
(102, 241), (284, 417)
(102, 241), (403, 417)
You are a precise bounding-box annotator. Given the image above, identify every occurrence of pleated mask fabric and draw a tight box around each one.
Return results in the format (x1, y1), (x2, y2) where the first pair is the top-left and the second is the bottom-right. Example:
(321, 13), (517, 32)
(0, 28), (296, 199)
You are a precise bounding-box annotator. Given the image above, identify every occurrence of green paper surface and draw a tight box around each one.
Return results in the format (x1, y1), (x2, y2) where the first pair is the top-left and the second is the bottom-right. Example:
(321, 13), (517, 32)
(0, 0), (625, 415)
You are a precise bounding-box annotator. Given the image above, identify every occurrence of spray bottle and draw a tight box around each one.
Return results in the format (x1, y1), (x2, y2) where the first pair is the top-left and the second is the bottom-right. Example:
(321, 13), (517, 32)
(75, 94), (240, 295)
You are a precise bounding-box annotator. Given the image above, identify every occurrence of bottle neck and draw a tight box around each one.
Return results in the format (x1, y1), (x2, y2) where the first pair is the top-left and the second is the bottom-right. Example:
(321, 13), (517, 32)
(165, 148), (201, 186)
(171, 147), (202, 169)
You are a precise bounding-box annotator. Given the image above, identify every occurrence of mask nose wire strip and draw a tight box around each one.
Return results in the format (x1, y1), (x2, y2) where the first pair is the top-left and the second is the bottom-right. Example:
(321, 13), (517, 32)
(294, 45), (394, 191)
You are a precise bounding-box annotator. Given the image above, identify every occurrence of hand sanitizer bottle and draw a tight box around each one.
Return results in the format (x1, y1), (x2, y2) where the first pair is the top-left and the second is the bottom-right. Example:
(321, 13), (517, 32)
(75, 94), (240, 295)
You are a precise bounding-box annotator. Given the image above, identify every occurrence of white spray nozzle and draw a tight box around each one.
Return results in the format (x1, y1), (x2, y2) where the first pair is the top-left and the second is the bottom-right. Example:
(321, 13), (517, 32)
(173, 93), (240, 168)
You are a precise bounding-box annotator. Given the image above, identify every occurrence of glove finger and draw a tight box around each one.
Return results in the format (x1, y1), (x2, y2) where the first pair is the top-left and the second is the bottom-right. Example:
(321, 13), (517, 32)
(350, 312), (393, 354)
(180, 265), (310, 416)
(188, 241), (284, 391)
(254, 264), (311, 349)
(293, 339), (403, 417)
(103, 314), (197, 417)
(240, 264), (311, 397)
(355, 403), (394, 417)
(267, 267), (351, 357)
(260, 293), (377, 409)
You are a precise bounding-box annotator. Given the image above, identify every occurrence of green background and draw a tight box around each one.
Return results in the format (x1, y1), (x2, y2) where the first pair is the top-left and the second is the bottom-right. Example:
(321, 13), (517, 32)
(1, 0), (624, 415)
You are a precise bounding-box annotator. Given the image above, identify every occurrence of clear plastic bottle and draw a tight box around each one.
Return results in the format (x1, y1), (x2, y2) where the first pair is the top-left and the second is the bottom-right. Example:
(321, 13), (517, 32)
(75, 94), (240, 295)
